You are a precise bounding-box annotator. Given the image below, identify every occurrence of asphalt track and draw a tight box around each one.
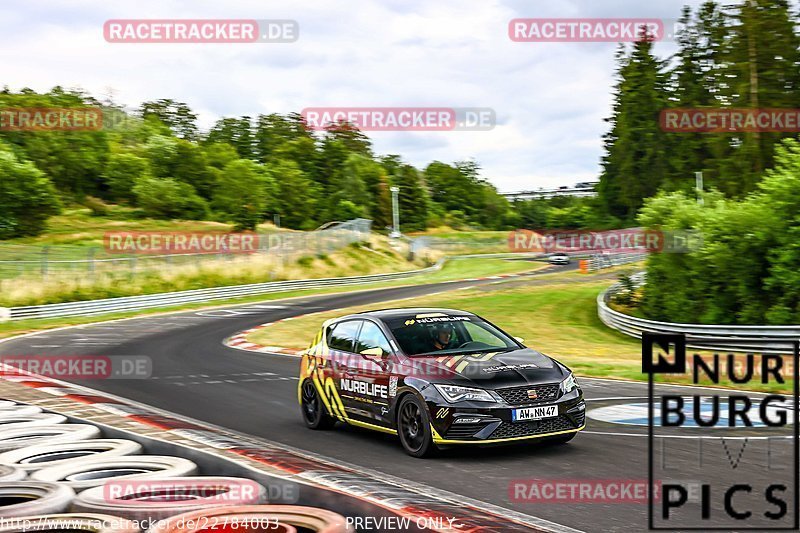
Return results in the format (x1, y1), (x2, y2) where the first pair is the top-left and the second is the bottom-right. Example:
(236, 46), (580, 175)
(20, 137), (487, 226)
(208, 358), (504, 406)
(1, 263), (796, 532)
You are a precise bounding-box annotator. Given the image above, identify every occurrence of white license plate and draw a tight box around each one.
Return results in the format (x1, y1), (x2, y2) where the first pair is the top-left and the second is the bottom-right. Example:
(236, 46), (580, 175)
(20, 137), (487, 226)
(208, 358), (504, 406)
(512, 404), (558, 422)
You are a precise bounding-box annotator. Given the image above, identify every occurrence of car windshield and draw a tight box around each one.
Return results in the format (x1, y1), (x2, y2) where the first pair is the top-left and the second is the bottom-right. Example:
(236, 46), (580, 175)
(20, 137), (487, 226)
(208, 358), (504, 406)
(385, 314), (519, 356)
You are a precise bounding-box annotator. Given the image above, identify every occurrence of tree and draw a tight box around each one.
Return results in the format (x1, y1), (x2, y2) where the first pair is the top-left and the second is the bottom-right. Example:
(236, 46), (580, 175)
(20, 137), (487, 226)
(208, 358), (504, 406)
(392, 164), (429, 231)
(715, 0), (800, 196)
(373, 175), (393, 230)
(139, 99), (198, 140)
(132, 176), (208, 220)
(268, 159), (320, 230)
(103, 152), (150, 202)
(663, 4), (725, 194)
(205, 117), (255, 160)
(212, 159), (274, 231)
(598, 36), (668, 220)
(0, 87), (110, 196)
(0, 146), (60, 238)
(172, 140), (215, 199)
(254, 113), (313, 162)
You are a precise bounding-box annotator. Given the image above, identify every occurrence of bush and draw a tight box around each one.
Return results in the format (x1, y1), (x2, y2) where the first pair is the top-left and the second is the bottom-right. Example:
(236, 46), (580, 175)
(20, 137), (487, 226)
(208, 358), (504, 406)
(611, 273), (637, 306)
(0, 148), (61, 238)
(82, 196), (110, 216)
(132, 176), (209, 219)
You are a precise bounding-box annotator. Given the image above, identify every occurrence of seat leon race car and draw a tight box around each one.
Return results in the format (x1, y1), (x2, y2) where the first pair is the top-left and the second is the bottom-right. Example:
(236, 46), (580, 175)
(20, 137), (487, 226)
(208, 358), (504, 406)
(298, 308), (585, 457)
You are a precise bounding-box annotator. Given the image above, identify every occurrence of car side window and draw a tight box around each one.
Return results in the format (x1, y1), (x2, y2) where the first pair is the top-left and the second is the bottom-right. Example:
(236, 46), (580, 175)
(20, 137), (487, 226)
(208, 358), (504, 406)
(327, 320), (362, 353)
(355, 321), (393, 357)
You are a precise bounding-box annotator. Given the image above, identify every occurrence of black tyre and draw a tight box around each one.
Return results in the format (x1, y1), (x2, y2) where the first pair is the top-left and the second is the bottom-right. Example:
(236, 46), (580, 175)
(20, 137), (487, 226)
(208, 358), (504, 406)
(397, 395), (437, 458)
(300, 380), (336, 430)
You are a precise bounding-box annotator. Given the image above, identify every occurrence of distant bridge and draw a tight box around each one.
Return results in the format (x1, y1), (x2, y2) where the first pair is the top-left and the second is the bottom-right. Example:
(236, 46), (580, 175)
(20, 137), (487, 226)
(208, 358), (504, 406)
(501, 183), (598, 201)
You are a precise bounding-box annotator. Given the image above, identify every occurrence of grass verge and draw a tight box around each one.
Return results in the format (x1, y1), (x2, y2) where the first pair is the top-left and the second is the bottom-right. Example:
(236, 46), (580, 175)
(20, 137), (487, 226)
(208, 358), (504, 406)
(251, 275), (792, 394)
(0, 256), (547, 341)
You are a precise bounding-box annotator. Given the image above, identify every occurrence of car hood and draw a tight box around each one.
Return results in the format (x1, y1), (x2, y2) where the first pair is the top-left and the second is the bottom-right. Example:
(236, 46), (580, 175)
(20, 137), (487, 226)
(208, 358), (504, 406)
(398, 347), (568, 388)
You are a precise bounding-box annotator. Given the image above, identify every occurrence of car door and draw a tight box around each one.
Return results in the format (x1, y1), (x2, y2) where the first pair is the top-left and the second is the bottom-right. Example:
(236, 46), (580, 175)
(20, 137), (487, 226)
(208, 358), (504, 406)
(325, 319), (362, 419)
(348, 319), (395, 426)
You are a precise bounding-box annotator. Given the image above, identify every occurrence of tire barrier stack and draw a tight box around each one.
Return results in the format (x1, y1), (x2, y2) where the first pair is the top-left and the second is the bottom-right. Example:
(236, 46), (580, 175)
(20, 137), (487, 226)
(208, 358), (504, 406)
(0, 440), (143, 473)
(0, 401), (354, 533)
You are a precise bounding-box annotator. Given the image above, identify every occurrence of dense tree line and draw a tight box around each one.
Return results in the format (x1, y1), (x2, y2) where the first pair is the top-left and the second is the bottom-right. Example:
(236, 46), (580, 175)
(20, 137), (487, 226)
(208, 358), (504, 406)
(640, 138), (800, 325)
(0, 89), (570, 237)
(599, 0), (800, 221)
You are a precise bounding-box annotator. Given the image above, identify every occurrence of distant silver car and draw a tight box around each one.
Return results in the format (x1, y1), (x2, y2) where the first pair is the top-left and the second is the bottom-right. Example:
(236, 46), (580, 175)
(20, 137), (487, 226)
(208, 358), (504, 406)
(548, 252), (570, 265)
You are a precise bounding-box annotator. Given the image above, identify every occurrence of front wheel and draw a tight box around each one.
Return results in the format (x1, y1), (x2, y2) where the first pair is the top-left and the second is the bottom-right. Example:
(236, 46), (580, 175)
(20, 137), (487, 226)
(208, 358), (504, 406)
(397, 395), (437, 458)
(300, 380), (336, 430)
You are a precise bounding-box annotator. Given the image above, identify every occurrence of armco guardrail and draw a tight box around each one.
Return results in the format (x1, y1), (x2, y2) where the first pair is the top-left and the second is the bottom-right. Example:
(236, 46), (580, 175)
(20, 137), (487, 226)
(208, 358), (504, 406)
(587, 251), (647, 271)
(1, 260), (444, 321)
(598, 274), (800, 353)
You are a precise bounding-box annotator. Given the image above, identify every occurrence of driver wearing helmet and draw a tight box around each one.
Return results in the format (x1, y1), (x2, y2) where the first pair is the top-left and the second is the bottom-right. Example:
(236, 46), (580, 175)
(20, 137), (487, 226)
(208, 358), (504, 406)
(431, 322), (455, 351)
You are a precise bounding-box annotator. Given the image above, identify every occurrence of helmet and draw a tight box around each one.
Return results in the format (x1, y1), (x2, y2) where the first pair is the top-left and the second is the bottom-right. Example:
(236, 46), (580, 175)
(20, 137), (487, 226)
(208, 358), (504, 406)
(432, 322), (454, 335)
(431, 322), (455, 346)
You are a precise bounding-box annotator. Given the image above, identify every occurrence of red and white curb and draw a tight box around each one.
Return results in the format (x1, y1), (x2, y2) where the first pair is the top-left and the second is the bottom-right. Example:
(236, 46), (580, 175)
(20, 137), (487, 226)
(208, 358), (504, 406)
(224, 315), (320, 357)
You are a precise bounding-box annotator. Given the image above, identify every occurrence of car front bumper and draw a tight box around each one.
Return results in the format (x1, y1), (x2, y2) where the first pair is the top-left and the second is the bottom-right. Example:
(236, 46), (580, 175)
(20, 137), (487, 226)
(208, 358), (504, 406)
(426, 388), (585, 445)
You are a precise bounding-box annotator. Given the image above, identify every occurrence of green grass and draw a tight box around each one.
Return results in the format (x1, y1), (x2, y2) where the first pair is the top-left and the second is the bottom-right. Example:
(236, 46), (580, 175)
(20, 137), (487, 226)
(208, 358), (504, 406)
(252, 275), (792, 393)
(0, 256), (546, 340)
(2, 205), (292, 247)
(406, 227), (509, 254)
(0, 233), (434, 307)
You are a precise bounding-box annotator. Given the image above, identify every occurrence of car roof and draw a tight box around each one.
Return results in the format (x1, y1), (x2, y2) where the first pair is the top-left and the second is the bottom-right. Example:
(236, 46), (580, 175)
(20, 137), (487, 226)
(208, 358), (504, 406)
(336, 307), (476, 322)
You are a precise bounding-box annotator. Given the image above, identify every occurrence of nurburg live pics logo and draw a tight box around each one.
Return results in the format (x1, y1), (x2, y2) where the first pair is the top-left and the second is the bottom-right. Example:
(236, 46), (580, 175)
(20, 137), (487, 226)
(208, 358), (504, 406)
(643, 332), (799, 530)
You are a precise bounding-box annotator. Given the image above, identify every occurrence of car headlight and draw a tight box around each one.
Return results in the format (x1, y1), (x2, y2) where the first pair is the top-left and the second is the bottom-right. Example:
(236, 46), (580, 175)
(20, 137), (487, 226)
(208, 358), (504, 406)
(560, 373), (579, 394)
(434, 384), (495, 403)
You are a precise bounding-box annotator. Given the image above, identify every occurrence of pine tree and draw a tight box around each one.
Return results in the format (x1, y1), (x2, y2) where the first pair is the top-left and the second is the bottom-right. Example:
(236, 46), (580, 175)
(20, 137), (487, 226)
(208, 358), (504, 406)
(598, 35), (667, 220)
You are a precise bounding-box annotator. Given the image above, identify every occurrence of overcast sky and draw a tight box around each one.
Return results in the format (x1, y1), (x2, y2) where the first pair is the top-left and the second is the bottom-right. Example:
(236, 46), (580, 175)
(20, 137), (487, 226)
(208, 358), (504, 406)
(2, 0), (705, 192)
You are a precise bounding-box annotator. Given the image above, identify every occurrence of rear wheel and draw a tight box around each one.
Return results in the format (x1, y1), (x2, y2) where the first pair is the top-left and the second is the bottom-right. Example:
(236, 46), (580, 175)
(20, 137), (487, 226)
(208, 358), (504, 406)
(397, 395), (437, 458)
(300, 380), (336, 430)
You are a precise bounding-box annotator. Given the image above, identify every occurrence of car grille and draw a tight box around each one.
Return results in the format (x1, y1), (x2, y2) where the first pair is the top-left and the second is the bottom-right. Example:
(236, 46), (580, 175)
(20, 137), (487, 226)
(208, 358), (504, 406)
(490, 416), (576, 439)
(445, 423), (486, 439)
(495, 383), (561, 406)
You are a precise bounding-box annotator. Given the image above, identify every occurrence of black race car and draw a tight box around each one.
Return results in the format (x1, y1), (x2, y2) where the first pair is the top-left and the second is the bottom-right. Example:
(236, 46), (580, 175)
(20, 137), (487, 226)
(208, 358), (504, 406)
(298, 308), (585, 457)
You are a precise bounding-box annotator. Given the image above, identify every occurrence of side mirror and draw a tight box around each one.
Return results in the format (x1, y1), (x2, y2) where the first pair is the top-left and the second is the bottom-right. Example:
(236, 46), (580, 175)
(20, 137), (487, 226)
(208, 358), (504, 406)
(514, 336), (525, 344)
